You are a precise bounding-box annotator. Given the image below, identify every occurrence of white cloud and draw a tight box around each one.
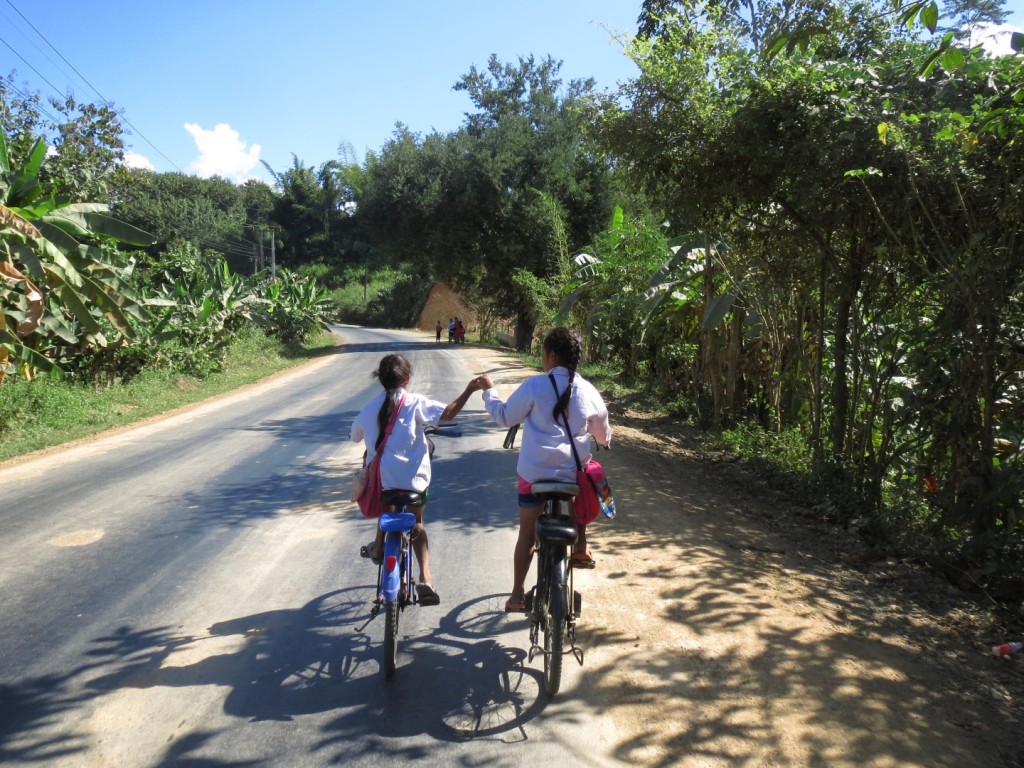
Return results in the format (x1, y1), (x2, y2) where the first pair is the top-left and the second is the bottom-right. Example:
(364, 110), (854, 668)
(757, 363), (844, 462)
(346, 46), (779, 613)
(971, 22), (1022, 57)
(184, 122), (262, 183)
(122, 150), (155, 171)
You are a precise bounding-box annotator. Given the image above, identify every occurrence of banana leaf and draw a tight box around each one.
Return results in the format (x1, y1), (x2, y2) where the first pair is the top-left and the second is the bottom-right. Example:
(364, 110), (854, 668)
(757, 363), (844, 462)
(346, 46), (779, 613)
(7, 139), (47, 204)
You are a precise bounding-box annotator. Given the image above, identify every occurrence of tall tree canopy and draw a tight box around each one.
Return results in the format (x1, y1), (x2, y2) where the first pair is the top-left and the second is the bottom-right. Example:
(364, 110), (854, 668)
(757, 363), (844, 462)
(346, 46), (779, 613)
(359, 54), (618, 348)
(111, 170), (264, 274)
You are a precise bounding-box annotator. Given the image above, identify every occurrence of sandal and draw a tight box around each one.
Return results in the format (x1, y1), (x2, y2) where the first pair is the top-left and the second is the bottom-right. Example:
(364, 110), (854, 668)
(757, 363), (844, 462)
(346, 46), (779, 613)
(504, 596), (526, 613)
(416, 583), (440, 606)
(359, 542), (382, 565)
(571, 551), (596, 569)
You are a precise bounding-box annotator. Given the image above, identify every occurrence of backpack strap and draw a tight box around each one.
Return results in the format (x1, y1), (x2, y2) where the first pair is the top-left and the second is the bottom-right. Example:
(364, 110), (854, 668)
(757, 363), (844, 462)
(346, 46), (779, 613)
(371, 392), (406, 459)
(549, 374), (583, 472)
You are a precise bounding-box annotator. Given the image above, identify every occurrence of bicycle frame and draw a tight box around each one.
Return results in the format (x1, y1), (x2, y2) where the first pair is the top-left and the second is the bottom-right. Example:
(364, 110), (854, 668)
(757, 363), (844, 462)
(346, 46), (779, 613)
(379, 510), (417, 603)
(526, 482), (585, 696)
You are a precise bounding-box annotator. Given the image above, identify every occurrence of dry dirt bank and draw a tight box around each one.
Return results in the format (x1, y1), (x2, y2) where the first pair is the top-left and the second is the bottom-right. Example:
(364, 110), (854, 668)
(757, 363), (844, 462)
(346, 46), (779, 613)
(461, 340), (1024, 768)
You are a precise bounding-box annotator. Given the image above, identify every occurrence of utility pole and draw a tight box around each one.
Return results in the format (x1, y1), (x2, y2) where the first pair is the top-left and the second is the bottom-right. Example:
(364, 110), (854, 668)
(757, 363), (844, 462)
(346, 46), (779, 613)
(269, 227), (277, 281)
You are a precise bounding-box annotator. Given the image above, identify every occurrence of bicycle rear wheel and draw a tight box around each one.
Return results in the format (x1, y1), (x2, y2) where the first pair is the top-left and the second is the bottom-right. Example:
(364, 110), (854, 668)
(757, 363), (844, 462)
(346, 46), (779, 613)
(383, 598), (400, 678)
(543, 551), (567, 696)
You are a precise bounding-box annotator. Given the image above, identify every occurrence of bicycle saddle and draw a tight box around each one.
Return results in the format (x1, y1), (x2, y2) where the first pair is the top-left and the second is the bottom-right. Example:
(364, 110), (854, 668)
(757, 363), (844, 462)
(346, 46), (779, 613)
(381, 489), (425, 508)
(530, 482), (580, 499)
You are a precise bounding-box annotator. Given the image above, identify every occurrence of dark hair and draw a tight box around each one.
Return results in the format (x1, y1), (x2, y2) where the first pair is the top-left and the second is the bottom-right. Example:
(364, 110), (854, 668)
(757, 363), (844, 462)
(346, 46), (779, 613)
(373, 354), (412, 450)
(544, 327), (582, 420)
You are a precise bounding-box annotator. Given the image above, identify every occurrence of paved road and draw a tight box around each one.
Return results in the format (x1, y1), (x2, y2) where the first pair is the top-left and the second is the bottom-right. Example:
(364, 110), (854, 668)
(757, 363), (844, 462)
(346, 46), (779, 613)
(0, 326), (613, 767)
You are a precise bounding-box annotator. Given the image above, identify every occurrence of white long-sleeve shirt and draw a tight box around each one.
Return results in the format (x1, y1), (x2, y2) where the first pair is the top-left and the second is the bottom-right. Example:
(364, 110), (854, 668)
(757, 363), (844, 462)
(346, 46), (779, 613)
(482, 366), (611, 484)
(350, 388), (445, 492)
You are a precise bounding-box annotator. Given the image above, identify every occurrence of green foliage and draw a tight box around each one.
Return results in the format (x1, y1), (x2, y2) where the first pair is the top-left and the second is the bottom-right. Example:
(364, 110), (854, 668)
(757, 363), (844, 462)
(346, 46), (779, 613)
(719, 423), (814, 475)
(585, 0), (1024, 575)
(262, 154), (364, 269)
(364, 268), (433, 328)
(1, 129), (156, 383)
(1, 76), (127, 202)
(111, 170), (265, 274)
(358, 55), (618, 348)
(260, 268), (333, 345)
(129, 241), (331, 374)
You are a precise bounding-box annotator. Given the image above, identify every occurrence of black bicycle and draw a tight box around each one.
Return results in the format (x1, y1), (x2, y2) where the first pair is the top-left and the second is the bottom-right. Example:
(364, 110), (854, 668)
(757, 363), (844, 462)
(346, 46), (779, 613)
(523, 480), (584, 697)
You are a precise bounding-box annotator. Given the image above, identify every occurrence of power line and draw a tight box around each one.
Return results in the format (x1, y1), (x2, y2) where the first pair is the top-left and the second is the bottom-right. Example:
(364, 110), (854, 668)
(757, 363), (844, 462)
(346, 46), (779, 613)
(0, 76), (64, 126)
(3, 0), (184, 173)
(0, 34), (67, 97)
(0, 5), (74, 90)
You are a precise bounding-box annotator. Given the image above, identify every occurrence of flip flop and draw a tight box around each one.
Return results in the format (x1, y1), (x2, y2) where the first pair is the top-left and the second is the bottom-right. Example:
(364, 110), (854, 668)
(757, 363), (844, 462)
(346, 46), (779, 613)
(571, 551), (596, 569)
(416, 583), (440, 606)
(359, 543), (382, 565)
(504, 596), (526, 613)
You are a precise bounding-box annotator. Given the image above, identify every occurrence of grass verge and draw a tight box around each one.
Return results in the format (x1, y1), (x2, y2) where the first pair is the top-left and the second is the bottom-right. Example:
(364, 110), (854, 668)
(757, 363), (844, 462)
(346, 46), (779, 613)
(0, 327), (337, 464)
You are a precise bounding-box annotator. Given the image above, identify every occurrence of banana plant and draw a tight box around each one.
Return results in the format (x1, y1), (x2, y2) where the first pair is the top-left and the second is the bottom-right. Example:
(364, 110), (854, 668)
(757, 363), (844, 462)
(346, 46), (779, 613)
(146, 256), (267, 350)
(258, 268), (333, 344)
(0, 129), (155, 382)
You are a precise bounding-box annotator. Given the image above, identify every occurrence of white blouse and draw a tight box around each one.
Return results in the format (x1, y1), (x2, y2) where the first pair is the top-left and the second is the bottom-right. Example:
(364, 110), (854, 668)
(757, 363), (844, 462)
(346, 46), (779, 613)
(350, 388), (445, 492)
(482, 366), (611, 484)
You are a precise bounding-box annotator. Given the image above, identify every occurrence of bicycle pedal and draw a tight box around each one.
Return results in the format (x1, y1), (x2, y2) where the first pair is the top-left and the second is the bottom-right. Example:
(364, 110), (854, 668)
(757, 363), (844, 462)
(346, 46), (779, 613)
(524, 589), (534, 613)
(573, 590), (582, 617)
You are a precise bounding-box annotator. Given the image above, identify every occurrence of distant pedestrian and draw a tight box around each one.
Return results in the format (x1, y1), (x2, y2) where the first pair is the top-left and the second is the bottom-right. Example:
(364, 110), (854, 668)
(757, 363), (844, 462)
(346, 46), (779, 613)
(435, 320), (442, 343)
(448, 318), (456, 343)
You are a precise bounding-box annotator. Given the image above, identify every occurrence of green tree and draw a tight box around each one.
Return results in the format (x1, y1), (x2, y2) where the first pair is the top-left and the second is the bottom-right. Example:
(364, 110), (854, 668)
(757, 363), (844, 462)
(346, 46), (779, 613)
(941, 0), (1009, 44)
(2, 75), (126, 202)
(359, 55), (617, 349)
(111, 170), (258, 273)
(262, 154), (360, 269)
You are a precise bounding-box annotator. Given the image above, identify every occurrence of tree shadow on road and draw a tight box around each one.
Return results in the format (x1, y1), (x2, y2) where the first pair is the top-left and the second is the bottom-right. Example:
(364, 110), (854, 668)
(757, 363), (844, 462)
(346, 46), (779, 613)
(1, 585), (621, 765)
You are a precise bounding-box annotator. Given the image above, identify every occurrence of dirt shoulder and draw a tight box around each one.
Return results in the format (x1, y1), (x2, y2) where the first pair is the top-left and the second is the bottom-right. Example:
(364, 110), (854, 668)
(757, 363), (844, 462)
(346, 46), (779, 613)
(462, 341), (1024, 768)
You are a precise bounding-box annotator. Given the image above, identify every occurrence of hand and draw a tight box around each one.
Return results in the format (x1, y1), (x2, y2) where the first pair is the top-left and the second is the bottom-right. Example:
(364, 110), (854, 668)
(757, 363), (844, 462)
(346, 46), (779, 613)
(476, 374), (495, 390)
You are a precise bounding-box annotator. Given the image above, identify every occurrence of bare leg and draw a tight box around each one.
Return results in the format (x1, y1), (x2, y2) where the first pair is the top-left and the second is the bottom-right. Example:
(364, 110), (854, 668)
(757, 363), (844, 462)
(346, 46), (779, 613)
(510, 504), (542, 603)
(575, 525), (588, 555)
(409, 504), (431, 585)
(371, 523), (384, 560)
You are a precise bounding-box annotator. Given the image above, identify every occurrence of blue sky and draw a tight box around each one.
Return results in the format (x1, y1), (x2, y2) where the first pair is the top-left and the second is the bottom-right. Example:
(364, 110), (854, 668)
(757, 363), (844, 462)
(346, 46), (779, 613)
(2, 0), (1022, 186)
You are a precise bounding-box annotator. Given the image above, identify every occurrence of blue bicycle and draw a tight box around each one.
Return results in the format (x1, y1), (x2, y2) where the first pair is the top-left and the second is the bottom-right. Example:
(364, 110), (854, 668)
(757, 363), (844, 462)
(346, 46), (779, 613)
(359, 424), (459, 678)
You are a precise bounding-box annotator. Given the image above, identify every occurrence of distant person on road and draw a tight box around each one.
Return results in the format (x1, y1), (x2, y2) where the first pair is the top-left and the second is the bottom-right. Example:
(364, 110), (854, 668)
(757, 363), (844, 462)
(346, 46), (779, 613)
(448, 318), (456, 343)
(435, 320), (443, 343)
(474, 327), (612, 613)
(350, 354), (482, 605)
(455, 319), (465, 344)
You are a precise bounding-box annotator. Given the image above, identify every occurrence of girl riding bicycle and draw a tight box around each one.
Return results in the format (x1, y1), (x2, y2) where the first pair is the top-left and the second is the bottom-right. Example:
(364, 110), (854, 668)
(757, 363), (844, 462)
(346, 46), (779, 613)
(351, 353), (481, 606)
(475, 327), (612, 613)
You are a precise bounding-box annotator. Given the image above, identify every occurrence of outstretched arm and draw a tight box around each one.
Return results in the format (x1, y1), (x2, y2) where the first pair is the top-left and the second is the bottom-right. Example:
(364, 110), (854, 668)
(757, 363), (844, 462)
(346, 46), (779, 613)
(440, 379), (482, 423)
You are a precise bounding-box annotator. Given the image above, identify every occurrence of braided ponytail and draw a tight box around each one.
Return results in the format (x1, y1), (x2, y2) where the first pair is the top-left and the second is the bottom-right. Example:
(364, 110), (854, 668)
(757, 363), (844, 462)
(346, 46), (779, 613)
(544, 327), (582, 420)
(373, 354), (412, 450)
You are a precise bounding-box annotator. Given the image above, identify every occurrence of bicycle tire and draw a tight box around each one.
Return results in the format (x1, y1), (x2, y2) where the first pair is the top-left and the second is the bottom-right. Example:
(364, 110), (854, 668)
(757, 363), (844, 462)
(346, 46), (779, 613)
(383, 598), (400, 679)
(543, 550), (567, 696)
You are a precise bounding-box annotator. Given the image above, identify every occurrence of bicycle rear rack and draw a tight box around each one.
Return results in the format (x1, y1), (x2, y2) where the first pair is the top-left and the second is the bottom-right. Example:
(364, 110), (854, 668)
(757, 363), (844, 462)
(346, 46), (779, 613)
(526, 592), (585, 667)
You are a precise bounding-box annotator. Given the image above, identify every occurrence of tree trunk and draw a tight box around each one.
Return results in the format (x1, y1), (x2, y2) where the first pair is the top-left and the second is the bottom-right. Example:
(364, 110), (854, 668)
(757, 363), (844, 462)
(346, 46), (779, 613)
(724, 301), (745, 422)
(828, 236), (865, 468)
(811, 255), (826, 466)
(514, 311), (535, 352)
(830, 291), (852, 464)
(701, 238), (723, 426)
